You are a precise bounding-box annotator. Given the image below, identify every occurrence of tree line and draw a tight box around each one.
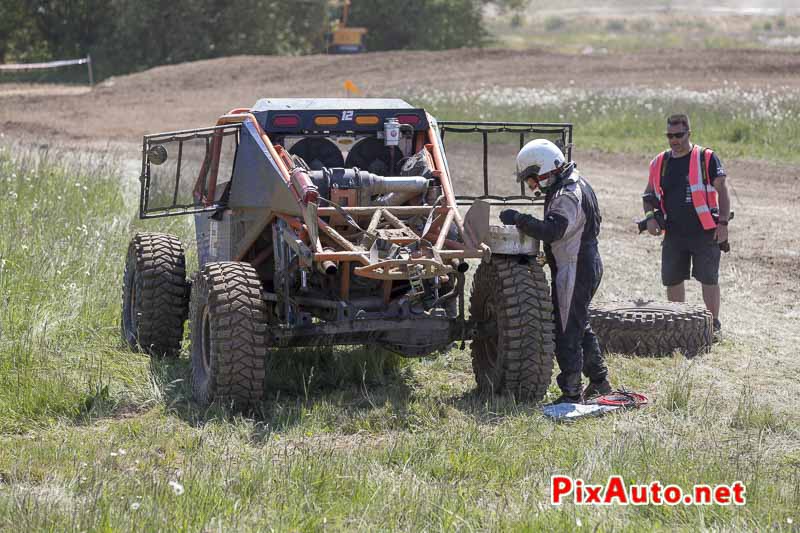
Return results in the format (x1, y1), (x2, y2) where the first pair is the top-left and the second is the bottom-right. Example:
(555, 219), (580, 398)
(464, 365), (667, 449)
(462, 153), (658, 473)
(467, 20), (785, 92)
(0, 0), (524, 81)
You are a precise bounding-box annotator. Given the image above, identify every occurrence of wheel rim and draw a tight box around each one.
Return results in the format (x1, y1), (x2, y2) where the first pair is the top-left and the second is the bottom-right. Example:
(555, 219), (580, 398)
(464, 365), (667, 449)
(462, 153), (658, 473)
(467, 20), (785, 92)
(201, 305), (212, 375)
(479, 298), (499, 370)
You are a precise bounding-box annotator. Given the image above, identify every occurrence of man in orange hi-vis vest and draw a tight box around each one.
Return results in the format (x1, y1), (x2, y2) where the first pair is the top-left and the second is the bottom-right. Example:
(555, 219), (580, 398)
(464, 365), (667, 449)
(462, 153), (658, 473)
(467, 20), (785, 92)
(642, 114), (731, 337)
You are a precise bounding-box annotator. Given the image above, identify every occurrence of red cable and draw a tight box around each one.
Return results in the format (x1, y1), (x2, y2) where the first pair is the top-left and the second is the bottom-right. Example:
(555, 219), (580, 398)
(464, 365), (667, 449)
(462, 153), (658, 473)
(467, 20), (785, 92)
(595, 391), (649, 407)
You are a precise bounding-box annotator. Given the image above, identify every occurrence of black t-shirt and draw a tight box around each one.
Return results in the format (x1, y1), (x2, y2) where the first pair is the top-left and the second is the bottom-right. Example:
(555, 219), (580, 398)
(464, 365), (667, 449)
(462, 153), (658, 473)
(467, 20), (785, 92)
(661, 149), (725, 236)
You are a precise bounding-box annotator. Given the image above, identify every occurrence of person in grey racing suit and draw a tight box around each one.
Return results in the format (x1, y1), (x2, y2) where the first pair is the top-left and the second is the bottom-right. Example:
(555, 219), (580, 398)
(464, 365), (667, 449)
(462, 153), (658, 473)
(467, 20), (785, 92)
(499, 139), (611, 404)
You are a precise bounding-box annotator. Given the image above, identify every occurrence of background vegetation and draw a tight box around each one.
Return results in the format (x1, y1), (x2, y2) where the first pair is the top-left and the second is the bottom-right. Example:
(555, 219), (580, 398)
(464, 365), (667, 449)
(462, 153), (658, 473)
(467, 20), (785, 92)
(0, 0), (520, 81)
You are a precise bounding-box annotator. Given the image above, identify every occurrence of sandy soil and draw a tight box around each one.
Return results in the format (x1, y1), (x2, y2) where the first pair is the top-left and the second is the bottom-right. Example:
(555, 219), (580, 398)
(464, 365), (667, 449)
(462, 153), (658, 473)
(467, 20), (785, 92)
(1, 47), (799, 404)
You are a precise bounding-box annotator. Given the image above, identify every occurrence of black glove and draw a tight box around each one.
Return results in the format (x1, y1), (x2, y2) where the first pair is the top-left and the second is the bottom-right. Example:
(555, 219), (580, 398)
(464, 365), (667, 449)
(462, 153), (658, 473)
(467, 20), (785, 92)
(499, 209), (520, 225)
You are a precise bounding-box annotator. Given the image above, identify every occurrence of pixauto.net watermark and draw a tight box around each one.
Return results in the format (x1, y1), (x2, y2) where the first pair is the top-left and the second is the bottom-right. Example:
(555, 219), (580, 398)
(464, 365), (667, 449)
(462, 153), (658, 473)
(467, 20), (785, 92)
(551, 475), (746, 506)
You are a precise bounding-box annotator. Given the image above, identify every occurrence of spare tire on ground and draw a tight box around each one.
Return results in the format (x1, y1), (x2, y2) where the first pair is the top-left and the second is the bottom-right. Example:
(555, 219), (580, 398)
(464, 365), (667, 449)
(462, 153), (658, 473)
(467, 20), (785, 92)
(589, 300), (713, 358)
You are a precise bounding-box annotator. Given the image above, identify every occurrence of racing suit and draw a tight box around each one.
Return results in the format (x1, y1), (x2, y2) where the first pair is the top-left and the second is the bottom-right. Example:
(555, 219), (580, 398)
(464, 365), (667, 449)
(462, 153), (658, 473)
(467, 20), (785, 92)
(512, 166), (608, 397)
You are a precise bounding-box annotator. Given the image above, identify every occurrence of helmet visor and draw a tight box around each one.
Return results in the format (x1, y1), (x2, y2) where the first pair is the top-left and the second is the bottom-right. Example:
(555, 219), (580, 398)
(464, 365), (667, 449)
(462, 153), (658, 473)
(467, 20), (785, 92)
(516, 164), (541, 183)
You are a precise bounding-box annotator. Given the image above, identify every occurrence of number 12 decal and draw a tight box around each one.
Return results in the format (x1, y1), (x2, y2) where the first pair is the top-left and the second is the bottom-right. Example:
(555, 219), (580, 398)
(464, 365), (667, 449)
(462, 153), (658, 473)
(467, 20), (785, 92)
(341, 110), (354, 121)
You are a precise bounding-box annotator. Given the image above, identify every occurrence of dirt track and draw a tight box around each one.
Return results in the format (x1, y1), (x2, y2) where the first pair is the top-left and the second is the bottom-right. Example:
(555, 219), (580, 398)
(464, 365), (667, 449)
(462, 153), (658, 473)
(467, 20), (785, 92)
(2, 47), (800, 144)
(2, 47), (799, 402)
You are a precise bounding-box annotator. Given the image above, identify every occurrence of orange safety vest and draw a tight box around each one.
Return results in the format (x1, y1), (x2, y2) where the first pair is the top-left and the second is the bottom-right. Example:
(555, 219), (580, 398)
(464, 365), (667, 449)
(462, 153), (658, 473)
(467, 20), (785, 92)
(648, 145), (718, 230)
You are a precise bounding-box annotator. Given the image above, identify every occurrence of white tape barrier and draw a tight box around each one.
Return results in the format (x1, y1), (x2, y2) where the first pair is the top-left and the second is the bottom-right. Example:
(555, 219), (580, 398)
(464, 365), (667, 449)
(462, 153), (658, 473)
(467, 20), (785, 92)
(0, 56), (93, 84)
(0, 57), (88, 71)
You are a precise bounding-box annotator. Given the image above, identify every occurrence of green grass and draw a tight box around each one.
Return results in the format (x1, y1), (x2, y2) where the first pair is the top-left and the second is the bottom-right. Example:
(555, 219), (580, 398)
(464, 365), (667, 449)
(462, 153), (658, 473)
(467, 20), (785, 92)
(1, 144), (799, 530)
(485, 6), (800, 53)
(414, 85), (800, 163)
(0, 146), (150, 433)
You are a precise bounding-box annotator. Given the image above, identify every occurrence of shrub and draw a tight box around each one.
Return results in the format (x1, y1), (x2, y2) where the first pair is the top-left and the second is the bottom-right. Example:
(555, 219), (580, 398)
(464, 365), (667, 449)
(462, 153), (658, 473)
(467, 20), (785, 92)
(349, 0), (487, 51)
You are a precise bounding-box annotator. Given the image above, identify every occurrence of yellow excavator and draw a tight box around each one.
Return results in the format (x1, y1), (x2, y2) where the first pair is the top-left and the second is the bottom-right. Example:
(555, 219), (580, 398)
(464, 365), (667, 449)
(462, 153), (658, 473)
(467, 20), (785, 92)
(326, 0), (367, 53)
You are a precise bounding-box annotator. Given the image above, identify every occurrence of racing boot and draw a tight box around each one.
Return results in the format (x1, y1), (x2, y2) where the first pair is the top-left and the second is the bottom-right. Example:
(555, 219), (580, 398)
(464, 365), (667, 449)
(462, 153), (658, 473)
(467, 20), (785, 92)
(547, 393), (583, 405)
(582, 379), (612, 401)
(550, 371), (583, 405)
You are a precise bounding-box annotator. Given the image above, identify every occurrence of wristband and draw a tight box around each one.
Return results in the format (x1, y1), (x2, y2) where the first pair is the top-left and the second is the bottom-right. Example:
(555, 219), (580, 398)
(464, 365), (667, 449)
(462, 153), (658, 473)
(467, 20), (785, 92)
(644, 210), (655, 220)
(718, 220), (728, 226)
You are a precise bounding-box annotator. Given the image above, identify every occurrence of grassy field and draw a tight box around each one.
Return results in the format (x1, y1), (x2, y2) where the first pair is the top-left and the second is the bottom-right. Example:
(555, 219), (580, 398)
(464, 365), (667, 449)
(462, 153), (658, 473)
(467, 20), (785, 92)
(485, 2), (800, 53)
(416, 85), (800, 163)
(1, 100), (799, 531)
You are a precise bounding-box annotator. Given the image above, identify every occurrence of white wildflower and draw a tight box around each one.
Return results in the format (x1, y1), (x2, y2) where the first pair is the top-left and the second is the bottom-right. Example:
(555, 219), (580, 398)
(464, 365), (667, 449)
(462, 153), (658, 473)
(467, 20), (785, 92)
(169, 480), (184, 496)
(130, 502), (141, 511)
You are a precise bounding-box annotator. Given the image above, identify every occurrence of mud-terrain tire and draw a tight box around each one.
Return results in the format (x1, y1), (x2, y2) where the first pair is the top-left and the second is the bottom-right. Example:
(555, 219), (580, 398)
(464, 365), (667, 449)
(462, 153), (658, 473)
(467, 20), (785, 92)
(122, 232), (189, 357)
(469, 256), (555, 400)
(589, 301), (713, 358)
(190, 262), (268, 406)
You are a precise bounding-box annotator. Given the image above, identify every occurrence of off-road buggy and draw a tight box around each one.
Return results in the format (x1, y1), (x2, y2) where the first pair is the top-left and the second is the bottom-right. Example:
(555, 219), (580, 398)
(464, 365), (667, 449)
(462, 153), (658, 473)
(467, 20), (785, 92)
(121, 98), (574, 405)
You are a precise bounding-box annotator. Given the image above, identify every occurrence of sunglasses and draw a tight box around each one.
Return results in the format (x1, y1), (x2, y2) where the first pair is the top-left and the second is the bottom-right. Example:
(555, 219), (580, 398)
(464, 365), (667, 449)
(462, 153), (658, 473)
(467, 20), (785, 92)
(665, 131), (689, 139)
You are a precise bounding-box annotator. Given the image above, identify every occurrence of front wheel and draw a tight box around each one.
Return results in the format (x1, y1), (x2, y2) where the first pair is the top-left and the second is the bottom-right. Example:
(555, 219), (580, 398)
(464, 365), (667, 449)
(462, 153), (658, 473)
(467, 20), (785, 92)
(469, 256), (555, 400)
(189, 262), (268, 407)
(121, 232), (189, 357)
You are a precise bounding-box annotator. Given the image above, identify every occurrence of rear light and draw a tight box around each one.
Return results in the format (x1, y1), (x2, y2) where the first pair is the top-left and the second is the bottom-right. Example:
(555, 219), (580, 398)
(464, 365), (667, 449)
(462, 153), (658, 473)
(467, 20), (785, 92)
(272, 114), (300, 128)
(314, 115), (339, 127)
(355, 115), (380, 125)
(395, 114), (420, 126)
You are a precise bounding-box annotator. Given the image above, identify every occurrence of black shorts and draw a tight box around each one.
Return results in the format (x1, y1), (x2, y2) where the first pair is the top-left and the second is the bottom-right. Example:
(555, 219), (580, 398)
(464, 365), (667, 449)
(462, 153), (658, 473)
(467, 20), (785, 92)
(661, 230), (721, 286)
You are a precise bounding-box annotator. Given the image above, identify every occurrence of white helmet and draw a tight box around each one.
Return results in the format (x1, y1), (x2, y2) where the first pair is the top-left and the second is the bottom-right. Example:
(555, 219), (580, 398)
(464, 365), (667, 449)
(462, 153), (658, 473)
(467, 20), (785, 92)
(515, 139), (566, 190)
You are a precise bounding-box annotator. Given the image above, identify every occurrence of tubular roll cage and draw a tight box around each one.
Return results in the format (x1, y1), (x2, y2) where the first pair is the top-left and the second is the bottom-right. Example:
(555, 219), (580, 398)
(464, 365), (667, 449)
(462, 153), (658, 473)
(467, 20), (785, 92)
(138, 111), (572, 286)
(138, 111), (484, 287)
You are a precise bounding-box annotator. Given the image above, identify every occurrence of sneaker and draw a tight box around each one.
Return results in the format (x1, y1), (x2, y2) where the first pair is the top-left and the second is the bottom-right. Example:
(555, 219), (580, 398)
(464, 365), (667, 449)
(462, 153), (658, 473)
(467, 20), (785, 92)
(582, 379), (612, 401)
(546, 393), (582, 406)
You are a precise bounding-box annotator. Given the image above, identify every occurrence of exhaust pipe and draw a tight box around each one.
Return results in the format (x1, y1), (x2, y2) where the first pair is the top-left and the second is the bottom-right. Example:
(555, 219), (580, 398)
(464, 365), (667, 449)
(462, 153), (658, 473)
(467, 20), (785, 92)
(317, 248), (338, 276)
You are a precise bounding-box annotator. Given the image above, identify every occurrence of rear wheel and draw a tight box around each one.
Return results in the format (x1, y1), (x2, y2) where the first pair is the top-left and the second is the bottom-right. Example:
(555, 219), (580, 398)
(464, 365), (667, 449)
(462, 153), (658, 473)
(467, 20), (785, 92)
(190, 262), (268, 406)
(469, 256), (555, 400)
(121, 232), (189, 357)
(589, 300), (713, 358)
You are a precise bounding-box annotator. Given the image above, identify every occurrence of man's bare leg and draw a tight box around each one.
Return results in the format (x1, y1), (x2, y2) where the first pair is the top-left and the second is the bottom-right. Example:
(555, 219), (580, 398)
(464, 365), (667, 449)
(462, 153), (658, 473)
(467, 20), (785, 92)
(667, 283), (685, 302)
(702, 283), (720, 320)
